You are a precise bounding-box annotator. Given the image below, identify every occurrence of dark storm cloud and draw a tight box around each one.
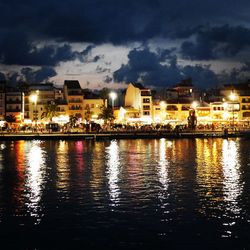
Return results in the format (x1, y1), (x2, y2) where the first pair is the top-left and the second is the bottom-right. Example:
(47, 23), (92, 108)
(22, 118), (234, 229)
(157, 48), (176, 62)
(1, 0), (250, 44)
(0, 31), (96, 66)
(0, 72), (6, 81)
(1, 0), (250, 85)
(180, 25), (250, 60)
(21, 67), (57, 83)
(0, 66), (57, 84)
(7, 72), (20, 85)
(113, 47), (219, 88)
(218, 62), (250, 83)
(104, 75), (113, 83)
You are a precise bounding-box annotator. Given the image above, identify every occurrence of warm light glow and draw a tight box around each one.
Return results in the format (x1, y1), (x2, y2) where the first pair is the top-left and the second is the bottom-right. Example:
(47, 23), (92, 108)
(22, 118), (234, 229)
(23, 119), (32, 124)
(229, 92), (237, 101)
(109, 92), (117, 100)
(160, 101), (167, 108)
(0, 121), (6, 127)
(118, 107), (126, 122)
(223, 111), (229, 120)
(52, 115), (69, 124)
(191, 101), (198, 109)
(30, 94), (38, 104)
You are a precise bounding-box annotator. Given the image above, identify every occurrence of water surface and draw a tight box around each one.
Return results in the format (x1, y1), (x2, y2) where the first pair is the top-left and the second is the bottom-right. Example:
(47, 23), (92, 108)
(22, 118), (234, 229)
(0, 138), (250, 249)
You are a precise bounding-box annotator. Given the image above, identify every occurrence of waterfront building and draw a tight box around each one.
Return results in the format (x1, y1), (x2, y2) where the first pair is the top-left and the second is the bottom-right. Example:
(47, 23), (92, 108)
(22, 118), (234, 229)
(82, 98), (104, 122)
(5, 87), (24, 123)
(54, 87), (64, 101)
(0, 81), (6, 120)
(239, 96), (250, 121)
(220, 83), (250, 125)
(173, 78), (195, 101)
(64, 80), (84, 120)
(194, 102), (211, 123)
(27, 83), (55, 123)
(125, 83), (152, 123)
(210, 102), (227, 122)
(115, 106), (140, 124)
(165, 101), (191, 123)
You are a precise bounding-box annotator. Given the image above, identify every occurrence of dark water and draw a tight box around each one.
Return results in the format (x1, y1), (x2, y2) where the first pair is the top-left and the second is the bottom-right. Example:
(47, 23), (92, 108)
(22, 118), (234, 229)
(0, 138), (250, 249)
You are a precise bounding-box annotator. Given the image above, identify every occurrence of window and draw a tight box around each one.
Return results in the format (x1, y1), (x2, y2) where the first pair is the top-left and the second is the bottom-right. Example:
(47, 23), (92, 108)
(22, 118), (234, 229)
(167, 105), (178, 111)
(143, 98), (150, 103)
(243, 112), (250, 117)
(181, 106), (189, 111)
(143, 105), (150, 110)
(143, 111), (150, 115)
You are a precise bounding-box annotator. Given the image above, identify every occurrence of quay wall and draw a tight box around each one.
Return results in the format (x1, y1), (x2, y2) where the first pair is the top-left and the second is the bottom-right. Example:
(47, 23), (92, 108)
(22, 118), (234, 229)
(0, 130), (249, 140)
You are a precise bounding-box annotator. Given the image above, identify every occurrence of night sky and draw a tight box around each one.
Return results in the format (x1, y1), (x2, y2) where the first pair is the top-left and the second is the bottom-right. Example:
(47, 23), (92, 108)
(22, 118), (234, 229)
(1, 0), (250, 89)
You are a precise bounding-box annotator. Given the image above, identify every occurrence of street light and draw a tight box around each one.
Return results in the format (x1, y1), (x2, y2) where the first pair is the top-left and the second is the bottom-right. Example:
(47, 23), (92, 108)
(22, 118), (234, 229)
(229, 92), (237, 131)
(109, 92), (117, 109)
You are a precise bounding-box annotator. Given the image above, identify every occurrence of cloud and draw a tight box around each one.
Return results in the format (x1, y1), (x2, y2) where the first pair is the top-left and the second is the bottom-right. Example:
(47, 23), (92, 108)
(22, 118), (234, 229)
(0, 72), (6, 81)
(96, 66), (110, 74)
(0, 31), (96, 66)
(113, 47), (220, 88)
(21, 67), (57, 83)
(1, 0), (250, 44)
(180, 25), (250, 60)
(1, 0), (250, 88)
(0, 66), (57, 84)
(103, 75), (113, 83)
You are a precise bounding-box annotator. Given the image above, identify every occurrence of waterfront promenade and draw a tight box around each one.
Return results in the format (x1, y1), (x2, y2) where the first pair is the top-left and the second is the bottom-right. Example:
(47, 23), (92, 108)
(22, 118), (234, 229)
(0, 129), (249, 140)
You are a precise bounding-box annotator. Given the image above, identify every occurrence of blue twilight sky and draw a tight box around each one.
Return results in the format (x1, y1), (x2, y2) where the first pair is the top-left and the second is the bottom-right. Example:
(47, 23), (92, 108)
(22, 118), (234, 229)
(1, 0), (250, 89)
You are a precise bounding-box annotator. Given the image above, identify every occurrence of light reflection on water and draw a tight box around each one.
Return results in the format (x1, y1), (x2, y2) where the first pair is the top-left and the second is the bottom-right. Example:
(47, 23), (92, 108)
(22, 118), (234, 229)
(106, 140), (121, 205)
(0, 138), (249, 249)
(25, 141), (46, 222)
(56, 140), (70, 193)
(157, 139), (170, 199)
(222, 139), (242, 216)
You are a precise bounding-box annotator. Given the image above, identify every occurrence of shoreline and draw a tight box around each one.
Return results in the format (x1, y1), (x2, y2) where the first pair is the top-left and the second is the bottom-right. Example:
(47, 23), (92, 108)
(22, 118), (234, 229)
(0, 130), (249, 140)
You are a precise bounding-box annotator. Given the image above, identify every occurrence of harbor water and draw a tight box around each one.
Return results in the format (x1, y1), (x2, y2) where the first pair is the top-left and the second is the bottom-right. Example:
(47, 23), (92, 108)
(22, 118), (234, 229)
(0, 138), (250, 249)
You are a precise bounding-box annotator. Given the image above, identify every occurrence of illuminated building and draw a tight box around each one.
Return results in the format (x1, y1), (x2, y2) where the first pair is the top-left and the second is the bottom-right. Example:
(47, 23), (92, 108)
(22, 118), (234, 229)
(63, 80), (84, 120)
(5, 87), (24, 123)
(82, 98), (104, 122)
(125, 83), (152, 123)
(0, 81), (5, 120)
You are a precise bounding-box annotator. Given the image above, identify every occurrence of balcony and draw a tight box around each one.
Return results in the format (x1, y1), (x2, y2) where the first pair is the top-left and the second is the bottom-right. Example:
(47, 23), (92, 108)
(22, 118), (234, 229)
(141, 91), (151, 96)
(68, 91), (82, 96)
(68, 99), (82, 103)
(69, 107), (82, 110)
(6, 109), (21, 112)
(6, 99), (22, 104)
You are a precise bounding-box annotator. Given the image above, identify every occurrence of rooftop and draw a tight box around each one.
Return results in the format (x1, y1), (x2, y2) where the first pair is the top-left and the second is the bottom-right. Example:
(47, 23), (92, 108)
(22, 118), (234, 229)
(131, 83), (146, 90)
(64, 80), (81, 89)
